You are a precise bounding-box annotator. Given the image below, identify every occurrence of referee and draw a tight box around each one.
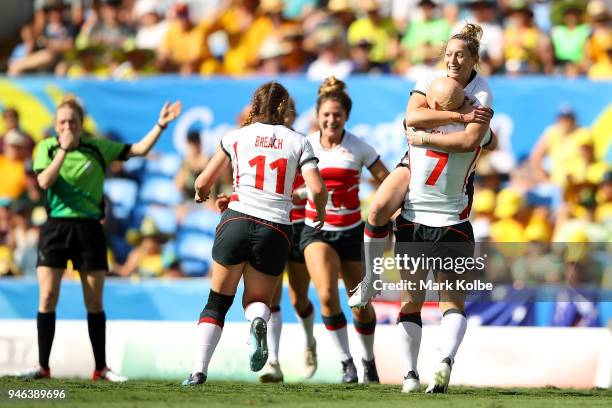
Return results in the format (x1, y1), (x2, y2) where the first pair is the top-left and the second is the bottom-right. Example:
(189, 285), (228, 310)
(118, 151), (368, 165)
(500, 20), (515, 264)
(23, 95), (182, 381)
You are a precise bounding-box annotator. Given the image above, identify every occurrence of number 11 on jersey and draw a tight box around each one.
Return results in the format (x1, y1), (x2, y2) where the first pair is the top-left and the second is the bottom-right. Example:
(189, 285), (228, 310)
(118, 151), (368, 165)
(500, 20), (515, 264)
(249, 155), (288, 194)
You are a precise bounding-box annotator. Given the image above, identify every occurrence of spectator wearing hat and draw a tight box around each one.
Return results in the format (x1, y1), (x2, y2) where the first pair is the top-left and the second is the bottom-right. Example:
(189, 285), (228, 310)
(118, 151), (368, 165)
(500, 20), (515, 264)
(490, 188), (529, 242)
(0, 130), (28, 201)
(0, 108), (36, 158)
(8, 0), (76, 76)
(400, 0), (451, 65)
(587, 32), (612, 79)
(585, 1), (611, 72)
(551, 4), (590, 76)
(471, 188), (496, 242)
(60, 42), (110, 78)
(350, 38), (391, 74)
(503, 0), (554, 75)
(347, 0), (399, 65)
(530, 104), (592, 188)
(254, 36), (291, 75)
(453, 0), (504, 75)
(120, 218), (181, 278)
(112, 37), (158, 79)
(157, 3), (219, 75)
(133, 0), (169, 51)
(306, 26), (353, 80)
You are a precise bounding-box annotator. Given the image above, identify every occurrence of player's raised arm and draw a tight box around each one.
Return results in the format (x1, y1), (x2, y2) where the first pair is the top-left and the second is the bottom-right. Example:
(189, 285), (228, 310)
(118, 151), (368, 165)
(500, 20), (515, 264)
(129, 101), (182, 157)
(407, 120), (491, 153)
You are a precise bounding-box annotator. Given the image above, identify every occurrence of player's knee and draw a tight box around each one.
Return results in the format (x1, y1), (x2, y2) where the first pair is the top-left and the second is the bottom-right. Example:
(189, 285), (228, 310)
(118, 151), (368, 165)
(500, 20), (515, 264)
(400, 301), (424, 314)
(199, 290), (235, 327)
(39, 291), (59, 312)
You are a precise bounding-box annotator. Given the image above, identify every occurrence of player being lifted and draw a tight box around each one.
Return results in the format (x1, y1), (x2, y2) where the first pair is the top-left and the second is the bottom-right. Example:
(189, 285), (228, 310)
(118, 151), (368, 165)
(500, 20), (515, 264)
(349, 24), (497, 394)
(182, 82), (327, 386)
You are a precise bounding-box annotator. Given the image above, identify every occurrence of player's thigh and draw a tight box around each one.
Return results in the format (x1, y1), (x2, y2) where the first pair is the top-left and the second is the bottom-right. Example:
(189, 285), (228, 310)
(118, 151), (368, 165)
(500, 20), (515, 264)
(36, 266), (64, 312)
(368, 166), (410, 226)
(210, 261), (246, 296)
(79, 270), (105, 312)
(339, 261), (365, 296)
(242, 262), (283, 307)
(303, 242), (341, 305)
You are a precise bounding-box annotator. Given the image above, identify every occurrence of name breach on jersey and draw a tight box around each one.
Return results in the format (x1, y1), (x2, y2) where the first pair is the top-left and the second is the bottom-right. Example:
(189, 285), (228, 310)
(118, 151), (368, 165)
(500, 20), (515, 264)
(255, 136), (283, 150)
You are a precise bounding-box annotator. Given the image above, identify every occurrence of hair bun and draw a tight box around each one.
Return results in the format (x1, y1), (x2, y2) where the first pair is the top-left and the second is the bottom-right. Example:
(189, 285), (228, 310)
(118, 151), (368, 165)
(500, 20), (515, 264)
(460, 23), (483, 42)
(61, 93), (79, 104)
(318, 76), (346, 96)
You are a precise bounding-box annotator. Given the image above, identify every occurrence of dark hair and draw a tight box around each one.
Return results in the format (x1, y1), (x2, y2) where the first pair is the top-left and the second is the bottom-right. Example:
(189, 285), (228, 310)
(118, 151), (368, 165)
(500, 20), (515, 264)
(56, 94), (84, 124)
(2, 107), (18, 119)
(316, 76), (352, 118)
(241, 81), (290, 127)
(186, 130), (201, 145)
(447, 23), (483, 62)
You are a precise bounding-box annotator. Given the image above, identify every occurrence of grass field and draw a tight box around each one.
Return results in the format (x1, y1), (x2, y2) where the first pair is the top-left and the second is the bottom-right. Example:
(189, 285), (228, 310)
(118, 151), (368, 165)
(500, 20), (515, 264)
(1, 378), (610, 408)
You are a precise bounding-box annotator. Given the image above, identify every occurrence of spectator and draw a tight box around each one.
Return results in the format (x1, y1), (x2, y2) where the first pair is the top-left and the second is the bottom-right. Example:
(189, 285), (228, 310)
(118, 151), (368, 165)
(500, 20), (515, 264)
(281, 26), (310, 73)
(503, 0), (554, 75)
(348, 0), (399, 65)
(77, 0), (132, 51)
(254, 36), (291, 75)
(112, 38), (157, 79)
(120, 218), (181, 278)
(9, 202), (45, 277)
(349, 38), (391, 74)
(530, 104), (592, 187)
(132, 0), (169, 51)
(585, 1), (611, 72)
(0, 200), (19, 277)
(157, 3), (218, 75)
(595, 171), (612, 224)
(60, 43), (110, 78)
(0, 131), (28, 201)
(587, 33), (612, 79)
(8, 0), (76, 76)
(471, 188), (496, 242)
(400, 0), (450, 66)
(175, 131), (209, 203)
(551, 5), (590, 76)
(306, 26), (353, 80)
(454, 0), (505, 75)
(490, 188), (529, 242)
(0, 108), (36, 158)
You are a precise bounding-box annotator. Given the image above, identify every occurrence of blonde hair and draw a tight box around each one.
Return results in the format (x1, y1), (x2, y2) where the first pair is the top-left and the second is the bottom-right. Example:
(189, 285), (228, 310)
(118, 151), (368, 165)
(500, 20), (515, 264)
(316, 76), (352, 117)
(56, 94), (84, 124)
(241, 82), (290, 127)
(448, 23), (483, 62)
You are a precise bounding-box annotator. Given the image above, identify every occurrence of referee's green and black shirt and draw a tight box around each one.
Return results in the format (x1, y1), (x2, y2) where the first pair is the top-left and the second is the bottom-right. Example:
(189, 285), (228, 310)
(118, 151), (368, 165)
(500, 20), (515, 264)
(33, 136), (131, 220)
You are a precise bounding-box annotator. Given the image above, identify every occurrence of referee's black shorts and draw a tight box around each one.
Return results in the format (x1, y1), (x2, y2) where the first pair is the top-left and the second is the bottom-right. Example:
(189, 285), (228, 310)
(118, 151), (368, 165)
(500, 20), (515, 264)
(37, 218), (108, 272)
(212, 209), (292, 276)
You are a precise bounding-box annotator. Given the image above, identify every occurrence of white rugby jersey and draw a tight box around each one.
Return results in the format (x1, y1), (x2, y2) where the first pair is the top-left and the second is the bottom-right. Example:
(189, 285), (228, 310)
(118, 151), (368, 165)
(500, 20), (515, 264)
(305, 131), (380, 231)
(290, 172), (306, 224)
(221, 122), (318, 225)
(401, 70), (493, 227)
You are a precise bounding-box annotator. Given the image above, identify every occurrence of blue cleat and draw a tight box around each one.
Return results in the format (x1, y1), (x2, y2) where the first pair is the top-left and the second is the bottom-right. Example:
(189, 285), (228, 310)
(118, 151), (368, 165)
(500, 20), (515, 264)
(181, 372), (206, 386)
(249, 317), (268, 372)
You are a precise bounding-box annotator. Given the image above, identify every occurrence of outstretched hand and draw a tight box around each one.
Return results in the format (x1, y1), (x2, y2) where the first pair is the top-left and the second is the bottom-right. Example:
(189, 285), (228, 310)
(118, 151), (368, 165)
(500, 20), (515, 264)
(457, 103), (492, 124)
(158, 101), (183, 127)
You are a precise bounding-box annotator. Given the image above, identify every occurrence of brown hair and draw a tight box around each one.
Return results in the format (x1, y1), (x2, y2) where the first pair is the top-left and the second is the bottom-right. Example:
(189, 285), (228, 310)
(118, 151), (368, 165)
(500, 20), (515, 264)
(56, 93), (84, 123)
(447, 23), (483, 62)
(241, 81), (290, 127)
(316, 76), (352, 118)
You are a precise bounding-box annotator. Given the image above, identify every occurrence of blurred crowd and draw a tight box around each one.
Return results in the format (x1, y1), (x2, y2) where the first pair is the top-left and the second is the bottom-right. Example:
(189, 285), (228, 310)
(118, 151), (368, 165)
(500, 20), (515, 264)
(0, 94), (610, 286)
(3, 0), (612, 79)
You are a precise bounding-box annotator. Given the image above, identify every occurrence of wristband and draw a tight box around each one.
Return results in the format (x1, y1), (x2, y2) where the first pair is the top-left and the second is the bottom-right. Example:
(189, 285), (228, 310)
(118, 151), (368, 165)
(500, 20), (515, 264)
(156, 122), (167, 130)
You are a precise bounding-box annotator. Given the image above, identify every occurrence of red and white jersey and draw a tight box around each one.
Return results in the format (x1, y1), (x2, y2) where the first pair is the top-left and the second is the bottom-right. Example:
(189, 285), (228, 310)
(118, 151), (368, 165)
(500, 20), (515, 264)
(290, 172), (306, 223)
(401, 69), (494, 227)
(221, 122), (317, 225)
(305, 131), (380, 231)
(412, 69), (493, 109)
(400, 123), (492, 227)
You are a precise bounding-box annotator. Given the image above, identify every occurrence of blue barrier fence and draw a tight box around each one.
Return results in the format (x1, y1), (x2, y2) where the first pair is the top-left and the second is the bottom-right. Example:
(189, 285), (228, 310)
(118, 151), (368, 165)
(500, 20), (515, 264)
(1, 278), (610, 327)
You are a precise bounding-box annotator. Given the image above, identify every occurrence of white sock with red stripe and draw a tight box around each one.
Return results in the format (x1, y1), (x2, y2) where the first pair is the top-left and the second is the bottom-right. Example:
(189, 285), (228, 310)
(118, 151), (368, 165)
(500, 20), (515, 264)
(296, 302), (316, 348)
(397, 312), (422, 376)
(192, 322), (222, 375)
(323, 313), (352, 361)
(267, 307), (282, 364)
(363, 222), (390, 286)
(439, 309), (467, 364)
(244, 302), (271, 323)
(354, 319), (376, 361)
